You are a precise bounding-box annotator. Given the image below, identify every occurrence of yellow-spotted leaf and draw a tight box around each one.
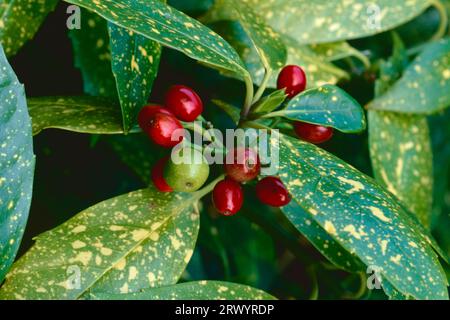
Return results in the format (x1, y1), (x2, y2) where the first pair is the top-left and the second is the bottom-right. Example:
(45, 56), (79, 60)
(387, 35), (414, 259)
(210, 21), (348, 88)
(369, 32), (433, 228)
(281, 203), (365, 272)
(275, 134), (448, 299)
(267, 85), (365, 133)
(0, 188), (200, 299)
(206, 0), (432, 44)
(108, 22), (162, 132)
(310, 42), (370, 68)
(0, 45), (35, 283)
(63, 0), (248, 79)
(68, 9), (117, 97)
(368, 38), (450, 114)
(0, 0), (58, 56)
(216, 0), (287, 71)
(90, 281), (276, 300)
(28, 96), (130, 135)
(369, 112), (433, 228)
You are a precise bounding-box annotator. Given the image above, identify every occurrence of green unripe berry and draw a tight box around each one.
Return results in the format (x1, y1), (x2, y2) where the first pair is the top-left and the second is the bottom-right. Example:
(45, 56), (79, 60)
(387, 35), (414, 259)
(164, 147), (210, 192)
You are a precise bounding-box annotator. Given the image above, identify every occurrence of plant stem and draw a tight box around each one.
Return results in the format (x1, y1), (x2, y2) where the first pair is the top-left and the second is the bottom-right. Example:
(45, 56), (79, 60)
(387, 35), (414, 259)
(252, 68), (272, 105)
(307, 266), (319, 300)
(349, 48), (371, 69)
(341, 272), (368, 300)
(240, 75), (255, 119)
(430, 0), (448, 41)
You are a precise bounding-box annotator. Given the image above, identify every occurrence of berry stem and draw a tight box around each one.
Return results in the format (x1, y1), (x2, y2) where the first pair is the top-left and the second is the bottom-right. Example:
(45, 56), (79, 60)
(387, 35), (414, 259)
(251, 68), (272, 105)
(194, 174), (226, 199)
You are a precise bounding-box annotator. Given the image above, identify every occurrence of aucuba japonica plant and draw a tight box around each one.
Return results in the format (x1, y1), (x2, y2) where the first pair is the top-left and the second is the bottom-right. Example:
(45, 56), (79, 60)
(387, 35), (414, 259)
(0, 0), (450, 301)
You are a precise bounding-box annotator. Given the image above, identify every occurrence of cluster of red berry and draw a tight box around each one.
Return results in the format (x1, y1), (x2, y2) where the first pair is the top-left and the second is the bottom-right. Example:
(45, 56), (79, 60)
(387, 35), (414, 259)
(212, 65), (334, 216)
(137, 65), (333, 217)
(138, 85), (208, 193)
(138, 85), (203, 148)
(213, 147), (291, 216)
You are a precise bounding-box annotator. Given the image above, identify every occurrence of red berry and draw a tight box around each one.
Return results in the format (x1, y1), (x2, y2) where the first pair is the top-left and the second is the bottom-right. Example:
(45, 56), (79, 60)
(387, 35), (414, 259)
(138, 105), (173, 132)
(224, 147), (260, 182)
(212, 178), (244, 216)
(256, 177), (291, 207)
(151, 157), (173, 192)
(165, 85), (203, 122)
(277, 65), (307, 98)
(294, 122), (334, 144)
(147, 113), (184, 148)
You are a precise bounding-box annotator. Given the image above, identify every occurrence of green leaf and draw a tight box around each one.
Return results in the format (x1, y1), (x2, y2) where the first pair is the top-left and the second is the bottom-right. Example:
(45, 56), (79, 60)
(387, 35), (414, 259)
(108, 22), (162, 132)
(270, 84), (366, 133)
(206, 0), (432, 45)
(368, 38), (450, 114)
(281, 203), (365, 273)
(310, 42), (370, 68)
(208, 19), (349, 88)
(0, 188), (200, 299)
(0, 0), (58, 56)
(0, 45), (35, 283)
(369, 32), (433, 227)
(64, 0), (248, 78)
(68, 9), (117, 97)
(429, 108), (450, 224)
(278, 40), (350, 88)
(382, 279), (410, 300)
(28, 96), (130, 135)
(220, 0), (287, 71)
(89, 281), (276, 300)
(275, 134), (448, 299)
(369, 112), (433, 228)
(251, 89), (287, 114)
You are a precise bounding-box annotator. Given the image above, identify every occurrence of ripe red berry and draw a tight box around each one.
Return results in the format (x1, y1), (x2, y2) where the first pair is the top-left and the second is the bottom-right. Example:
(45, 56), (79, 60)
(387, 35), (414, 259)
(151, 157), (173, 192)
(256, 177), (291, 207)
(212, 178), (244, 216)
(147, 113), (184, 148)
(165, 85), (203, 122)
(277, 65), (307, 98)
(138, 105), (173, 132)
(294, 122), (334, 144)
(224, 147), (260, 182)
